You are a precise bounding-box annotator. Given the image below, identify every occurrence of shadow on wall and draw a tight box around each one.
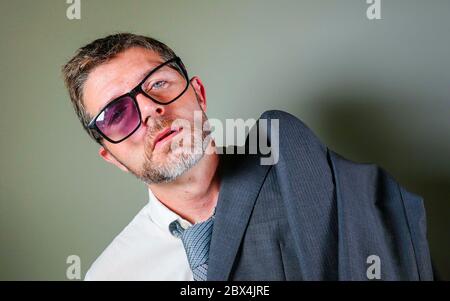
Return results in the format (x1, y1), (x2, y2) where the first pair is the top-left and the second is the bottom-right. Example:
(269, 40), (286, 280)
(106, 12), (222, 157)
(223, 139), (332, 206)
(292, 84), (450, 280)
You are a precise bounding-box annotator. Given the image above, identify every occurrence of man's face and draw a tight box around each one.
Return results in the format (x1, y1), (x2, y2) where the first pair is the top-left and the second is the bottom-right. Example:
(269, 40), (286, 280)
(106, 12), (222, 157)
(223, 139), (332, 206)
(83, 47), (210, 184)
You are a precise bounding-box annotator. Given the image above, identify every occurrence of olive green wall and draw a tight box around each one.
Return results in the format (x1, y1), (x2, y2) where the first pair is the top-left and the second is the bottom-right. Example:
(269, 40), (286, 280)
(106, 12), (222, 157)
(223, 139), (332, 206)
(1, 0), (448, 280)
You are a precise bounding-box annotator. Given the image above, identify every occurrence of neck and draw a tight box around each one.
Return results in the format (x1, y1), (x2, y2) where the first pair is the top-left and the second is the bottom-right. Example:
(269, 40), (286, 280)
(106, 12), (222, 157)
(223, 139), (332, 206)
(148, 142), (221, 224)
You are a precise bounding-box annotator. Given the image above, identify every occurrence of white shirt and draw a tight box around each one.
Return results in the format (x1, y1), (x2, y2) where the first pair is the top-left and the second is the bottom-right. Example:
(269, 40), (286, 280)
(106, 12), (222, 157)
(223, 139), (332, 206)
(84, 188), (194, 281)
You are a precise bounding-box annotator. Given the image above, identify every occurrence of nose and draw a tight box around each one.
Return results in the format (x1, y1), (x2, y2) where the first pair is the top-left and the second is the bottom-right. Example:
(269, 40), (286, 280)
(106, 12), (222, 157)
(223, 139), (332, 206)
(136, 93), (165, 126)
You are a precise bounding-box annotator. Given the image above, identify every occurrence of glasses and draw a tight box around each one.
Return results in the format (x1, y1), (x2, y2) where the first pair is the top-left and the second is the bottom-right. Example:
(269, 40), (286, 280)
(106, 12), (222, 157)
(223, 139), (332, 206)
(87, 57), (189, 143)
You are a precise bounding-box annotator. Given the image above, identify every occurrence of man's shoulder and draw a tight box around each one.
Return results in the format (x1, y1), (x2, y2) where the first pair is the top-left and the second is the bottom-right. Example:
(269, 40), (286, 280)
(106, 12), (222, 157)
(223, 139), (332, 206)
(258, 110), (425, 204)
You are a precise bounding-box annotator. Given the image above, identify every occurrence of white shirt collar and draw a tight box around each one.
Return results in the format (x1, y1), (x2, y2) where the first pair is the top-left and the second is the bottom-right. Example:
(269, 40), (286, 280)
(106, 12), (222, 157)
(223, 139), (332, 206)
(147, 187), (192, 234)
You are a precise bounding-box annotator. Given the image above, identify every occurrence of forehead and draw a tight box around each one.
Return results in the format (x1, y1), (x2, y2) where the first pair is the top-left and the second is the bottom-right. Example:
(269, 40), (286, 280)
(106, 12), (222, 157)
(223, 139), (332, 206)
(83, 47), (164, 117)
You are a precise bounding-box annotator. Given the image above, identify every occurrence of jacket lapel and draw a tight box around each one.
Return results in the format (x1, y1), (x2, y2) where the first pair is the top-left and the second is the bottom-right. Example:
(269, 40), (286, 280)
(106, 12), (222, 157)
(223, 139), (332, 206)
(207, 146), (271, 280)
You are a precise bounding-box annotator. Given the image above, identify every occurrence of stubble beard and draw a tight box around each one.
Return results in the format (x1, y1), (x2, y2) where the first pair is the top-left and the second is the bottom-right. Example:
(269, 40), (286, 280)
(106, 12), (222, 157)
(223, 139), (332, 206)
(135, 110), (211, 184)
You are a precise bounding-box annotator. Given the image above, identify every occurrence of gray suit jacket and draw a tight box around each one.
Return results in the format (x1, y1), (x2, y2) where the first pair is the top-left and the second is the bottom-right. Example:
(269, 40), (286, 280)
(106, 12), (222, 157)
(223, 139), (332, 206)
(207, 110), (433, 281)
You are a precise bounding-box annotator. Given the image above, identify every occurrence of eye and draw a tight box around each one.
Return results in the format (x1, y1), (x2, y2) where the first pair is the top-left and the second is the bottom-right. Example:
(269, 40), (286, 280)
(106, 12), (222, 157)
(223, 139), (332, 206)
(151, 80), (168, 90)
(108, 108), (126, 125)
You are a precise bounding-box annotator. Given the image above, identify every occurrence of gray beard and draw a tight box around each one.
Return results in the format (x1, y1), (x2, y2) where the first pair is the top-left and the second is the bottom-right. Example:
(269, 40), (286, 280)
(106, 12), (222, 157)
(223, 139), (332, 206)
(138, 138), (207, 184)
(136, 112), (211, 184)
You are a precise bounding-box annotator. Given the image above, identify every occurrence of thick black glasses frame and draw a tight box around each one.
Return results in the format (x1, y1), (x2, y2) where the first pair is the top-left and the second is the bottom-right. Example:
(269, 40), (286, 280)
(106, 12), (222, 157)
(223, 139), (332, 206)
(87, 56), (189, 144)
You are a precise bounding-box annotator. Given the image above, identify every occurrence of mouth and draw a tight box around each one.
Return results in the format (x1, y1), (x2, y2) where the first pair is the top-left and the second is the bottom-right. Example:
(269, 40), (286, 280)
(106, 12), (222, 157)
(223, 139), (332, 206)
(153, 126), (183, 150)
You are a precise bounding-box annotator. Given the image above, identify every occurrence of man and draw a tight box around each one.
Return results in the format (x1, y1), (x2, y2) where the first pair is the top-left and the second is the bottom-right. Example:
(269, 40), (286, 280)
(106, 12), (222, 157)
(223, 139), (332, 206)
(62, 33), (434, 280)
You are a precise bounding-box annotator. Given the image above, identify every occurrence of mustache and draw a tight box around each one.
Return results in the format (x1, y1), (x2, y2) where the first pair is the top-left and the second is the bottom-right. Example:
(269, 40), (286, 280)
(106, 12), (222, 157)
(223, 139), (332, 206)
(144, 118), (174, 149)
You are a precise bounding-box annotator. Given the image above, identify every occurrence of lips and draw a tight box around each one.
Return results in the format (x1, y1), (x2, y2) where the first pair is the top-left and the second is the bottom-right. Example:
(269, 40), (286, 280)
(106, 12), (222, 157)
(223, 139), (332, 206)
(153, 126), (183, 150)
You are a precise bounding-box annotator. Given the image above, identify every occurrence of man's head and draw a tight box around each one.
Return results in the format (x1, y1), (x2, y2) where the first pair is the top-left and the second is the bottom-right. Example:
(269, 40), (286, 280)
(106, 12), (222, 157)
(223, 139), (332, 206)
(62, 33), (211, 184)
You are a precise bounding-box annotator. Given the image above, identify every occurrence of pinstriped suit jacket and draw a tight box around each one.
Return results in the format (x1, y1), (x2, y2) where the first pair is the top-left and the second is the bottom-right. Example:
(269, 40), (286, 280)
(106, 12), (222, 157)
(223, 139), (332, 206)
(207, 110), (433, 280)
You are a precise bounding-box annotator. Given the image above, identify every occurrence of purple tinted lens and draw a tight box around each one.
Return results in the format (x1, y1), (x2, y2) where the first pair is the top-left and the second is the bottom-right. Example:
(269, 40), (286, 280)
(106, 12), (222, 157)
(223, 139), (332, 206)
(95, 96), (140, 142)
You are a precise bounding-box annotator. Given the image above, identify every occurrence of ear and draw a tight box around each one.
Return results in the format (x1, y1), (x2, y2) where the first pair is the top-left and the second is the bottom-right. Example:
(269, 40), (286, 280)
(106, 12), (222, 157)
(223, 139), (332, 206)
(190, 76), (207, 111)
(98, 146), (130, 173)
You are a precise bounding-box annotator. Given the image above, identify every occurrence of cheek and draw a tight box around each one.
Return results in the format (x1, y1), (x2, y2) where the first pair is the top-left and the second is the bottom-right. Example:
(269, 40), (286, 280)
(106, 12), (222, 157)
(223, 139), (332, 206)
(114, 143), (147, 169)
(125, 123), (148, 145)
(174, 102), (204, 124)
(176, 89), (202, 112)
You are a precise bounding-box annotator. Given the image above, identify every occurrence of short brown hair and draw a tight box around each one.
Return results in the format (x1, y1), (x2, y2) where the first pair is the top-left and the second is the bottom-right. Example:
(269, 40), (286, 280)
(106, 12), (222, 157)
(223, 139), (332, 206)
(62, 33), (178, 143)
